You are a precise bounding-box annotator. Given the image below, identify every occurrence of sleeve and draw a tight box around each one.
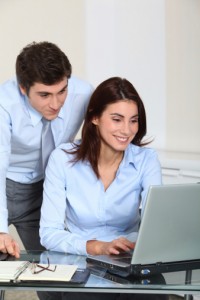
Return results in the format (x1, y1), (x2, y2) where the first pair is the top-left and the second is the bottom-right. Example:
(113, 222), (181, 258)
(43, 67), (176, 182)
(40, 149), (88, 255)
(0, 106), (12, 233)
(140, 149), (162, 216)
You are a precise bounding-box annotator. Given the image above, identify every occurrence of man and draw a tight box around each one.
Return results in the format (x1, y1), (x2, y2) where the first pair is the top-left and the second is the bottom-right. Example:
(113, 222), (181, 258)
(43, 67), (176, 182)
(0, 41), (93, 258)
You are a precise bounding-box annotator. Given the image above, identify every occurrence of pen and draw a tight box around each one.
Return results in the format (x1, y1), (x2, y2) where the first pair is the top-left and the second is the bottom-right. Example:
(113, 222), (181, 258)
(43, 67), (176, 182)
(13, 261), (31, 282)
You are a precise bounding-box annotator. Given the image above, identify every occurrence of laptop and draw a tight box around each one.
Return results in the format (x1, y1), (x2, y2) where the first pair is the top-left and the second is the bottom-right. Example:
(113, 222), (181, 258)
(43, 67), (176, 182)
(86, 183), (200, 277)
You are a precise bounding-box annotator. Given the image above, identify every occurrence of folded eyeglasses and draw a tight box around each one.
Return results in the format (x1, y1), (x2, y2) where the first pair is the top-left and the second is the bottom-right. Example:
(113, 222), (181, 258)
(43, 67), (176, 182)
(31, 258), (57, 274)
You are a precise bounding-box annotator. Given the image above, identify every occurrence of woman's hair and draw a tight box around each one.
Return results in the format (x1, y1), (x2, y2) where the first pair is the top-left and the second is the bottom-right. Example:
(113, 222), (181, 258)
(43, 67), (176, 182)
(68, 77), (149, 177)
(16, 41), (72, 94)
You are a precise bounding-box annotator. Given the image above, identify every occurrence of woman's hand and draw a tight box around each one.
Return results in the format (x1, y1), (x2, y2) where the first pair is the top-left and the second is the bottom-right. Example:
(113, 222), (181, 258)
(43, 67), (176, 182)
(87, 237), (135, 255)
(0, 233), (20, 258)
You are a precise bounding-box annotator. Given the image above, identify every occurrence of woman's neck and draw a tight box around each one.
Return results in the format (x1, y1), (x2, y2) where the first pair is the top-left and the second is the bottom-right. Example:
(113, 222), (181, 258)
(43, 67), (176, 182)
(98, 148), (124, 191)
(98, 151), (123, 167)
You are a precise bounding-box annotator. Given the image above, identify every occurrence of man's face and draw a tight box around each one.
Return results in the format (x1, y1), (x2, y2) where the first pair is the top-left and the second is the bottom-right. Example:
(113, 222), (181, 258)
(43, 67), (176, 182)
(20, 77), (68, 120)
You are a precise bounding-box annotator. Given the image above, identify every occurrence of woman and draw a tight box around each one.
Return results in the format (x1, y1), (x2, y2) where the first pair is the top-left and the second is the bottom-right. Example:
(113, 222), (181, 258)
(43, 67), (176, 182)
(40, 77), (165, 300)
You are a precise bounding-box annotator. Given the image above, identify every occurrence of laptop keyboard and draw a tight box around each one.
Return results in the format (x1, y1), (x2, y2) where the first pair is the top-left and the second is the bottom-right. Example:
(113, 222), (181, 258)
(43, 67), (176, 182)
(109, 251), (133, 263)
(115, 257), (131, 263)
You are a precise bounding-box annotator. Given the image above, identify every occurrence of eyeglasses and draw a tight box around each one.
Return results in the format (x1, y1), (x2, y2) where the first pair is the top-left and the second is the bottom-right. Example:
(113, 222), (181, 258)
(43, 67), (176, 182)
(31, 258), (57, 274)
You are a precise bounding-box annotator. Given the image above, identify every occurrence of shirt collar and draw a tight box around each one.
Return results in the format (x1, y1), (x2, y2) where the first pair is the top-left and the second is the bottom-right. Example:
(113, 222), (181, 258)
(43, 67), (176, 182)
(75, 141), (138, 170)
(121, 144), (138, 170)
(24, 95), (64, 126)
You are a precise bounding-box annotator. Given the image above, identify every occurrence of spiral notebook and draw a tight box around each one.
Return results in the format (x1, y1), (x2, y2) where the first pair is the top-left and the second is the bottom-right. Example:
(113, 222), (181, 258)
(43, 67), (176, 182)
(0, 261), (77, 283)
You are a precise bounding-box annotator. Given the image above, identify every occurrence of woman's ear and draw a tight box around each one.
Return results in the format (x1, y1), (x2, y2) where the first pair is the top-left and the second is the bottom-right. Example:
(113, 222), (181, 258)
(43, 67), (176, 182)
(91, 116), (99, 126)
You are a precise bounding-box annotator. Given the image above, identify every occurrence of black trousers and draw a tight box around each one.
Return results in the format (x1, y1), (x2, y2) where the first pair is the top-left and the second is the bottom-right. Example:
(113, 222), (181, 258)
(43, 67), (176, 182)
(6, 178), (45, 251)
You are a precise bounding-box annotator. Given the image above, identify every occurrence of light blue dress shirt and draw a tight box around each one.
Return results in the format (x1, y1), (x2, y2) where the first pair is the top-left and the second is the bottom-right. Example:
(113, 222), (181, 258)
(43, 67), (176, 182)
(40, 142), (162, 255)
(0, 76), (93, 233)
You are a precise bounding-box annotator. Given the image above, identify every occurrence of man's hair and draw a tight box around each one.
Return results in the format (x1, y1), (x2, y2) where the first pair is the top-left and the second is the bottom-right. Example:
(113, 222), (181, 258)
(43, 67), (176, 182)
(67, 77), (149, 178)
(16, 41), (72, 93)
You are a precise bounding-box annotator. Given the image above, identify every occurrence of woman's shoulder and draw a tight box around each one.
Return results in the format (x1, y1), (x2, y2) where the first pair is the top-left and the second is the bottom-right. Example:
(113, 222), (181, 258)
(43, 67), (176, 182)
(57, 142), (78, 151)
(128, 143), (158, 156)
(127, 144), (159, 165)
(51, 142), (79, 160)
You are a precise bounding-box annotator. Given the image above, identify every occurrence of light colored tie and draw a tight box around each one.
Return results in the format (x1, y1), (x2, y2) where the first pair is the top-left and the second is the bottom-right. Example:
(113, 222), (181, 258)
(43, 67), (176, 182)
(41, 118), (55, 171)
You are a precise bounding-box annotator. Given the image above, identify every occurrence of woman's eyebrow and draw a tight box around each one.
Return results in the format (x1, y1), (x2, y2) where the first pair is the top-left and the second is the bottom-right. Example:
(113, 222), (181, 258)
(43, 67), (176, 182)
(110, 113), (139, 118)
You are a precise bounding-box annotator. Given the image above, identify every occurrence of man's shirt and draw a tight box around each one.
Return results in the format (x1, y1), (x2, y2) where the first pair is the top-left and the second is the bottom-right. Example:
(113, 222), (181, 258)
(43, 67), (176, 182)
(0, 76), (93, 232)
(40, 143), (162, 255)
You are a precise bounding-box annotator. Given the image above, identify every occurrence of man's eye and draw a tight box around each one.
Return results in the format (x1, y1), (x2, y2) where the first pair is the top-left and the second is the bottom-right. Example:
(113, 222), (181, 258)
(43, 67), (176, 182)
(40, 94), (49, 98)
(59, 89), (67, 94)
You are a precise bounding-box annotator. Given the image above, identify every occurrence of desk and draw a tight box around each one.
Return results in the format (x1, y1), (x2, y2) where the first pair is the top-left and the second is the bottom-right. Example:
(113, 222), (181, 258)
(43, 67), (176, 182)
(1, 250), (200, 299)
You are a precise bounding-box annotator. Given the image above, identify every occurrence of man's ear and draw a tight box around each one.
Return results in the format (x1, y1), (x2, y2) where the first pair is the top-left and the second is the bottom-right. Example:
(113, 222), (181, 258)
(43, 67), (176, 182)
(91, 116), (99, 126)
(19, 85), (26, 95)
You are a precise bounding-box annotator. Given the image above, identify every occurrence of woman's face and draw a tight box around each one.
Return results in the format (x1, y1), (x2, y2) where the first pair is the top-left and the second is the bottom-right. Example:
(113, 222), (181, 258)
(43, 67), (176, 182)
(92, 100), (139, 153)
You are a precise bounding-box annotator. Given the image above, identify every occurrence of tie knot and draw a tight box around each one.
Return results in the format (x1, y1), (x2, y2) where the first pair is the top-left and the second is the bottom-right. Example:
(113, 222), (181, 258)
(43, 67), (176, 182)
(42, 118), (51, 130)
(42, 117), (50, 124)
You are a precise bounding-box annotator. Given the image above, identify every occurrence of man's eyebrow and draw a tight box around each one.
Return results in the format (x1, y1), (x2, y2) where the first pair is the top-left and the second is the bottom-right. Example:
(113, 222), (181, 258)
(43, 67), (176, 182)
(37, 84), (68, 95)
(37, 91), (50, 95)
(59, 84), (68, 92)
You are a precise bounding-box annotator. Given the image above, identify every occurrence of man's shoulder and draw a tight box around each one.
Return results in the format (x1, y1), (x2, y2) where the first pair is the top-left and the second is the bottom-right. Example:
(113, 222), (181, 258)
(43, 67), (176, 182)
(0, 78), (22, 106)
(68, 76), (93, 94)
(0, 77), (18, 92)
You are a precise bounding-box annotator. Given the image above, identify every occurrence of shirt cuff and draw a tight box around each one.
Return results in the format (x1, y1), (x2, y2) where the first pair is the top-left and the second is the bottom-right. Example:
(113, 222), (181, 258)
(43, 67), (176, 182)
(0, 217), (9, 234)
(73, 239), (87, 256)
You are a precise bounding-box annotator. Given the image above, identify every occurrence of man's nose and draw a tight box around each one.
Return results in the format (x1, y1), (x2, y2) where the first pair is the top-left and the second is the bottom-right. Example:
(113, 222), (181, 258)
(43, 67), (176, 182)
(49, 96), (59, 110)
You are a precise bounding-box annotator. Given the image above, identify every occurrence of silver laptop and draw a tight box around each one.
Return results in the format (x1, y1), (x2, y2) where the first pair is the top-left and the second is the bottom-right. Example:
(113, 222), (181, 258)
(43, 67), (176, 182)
(87, 183), (200, 277)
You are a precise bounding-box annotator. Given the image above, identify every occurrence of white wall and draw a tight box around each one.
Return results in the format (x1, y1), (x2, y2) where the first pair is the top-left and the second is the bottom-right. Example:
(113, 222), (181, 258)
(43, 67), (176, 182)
(0, 0), (86, 81)
(0, 0), (200, 153)
(85, 0), (166, 149)
(166, 0), (200, 153)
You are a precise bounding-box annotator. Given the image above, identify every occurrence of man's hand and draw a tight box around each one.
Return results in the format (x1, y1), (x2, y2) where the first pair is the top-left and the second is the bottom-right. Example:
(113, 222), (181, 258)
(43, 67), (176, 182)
(0, 233), (20, 258)
(87, 237), (135, 255)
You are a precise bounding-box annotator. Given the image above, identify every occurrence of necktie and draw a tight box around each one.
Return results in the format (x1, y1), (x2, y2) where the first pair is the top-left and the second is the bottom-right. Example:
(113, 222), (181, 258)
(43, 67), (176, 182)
(41, 118), (55, 171)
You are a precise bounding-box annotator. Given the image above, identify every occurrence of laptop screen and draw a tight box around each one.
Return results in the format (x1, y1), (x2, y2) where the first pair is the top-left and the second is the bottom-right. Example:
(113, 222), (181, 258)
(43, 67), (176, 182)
(132, 183), (200, 265)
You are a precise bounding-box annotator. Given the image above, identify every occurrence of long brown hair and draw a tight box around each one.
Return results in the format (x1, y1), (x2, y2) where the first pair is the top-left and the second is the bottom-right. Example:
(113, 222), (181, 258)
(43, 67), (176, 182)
(68, 77), (149, 177)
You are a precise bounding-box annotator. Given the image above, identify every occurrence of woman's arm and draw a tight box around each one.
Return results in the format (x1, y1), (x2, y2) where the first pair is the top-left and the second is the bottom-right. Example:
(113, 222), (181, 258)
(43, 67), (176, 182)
(40, 148), (88, 255)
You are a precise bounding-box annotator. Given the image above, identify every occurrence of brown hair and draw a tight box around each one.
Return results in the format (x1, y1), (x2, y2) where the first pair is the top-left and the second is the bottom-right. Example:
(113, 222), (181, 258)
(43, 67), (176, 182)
(68, 77), (149, 177)
(16, 41), (72, 94)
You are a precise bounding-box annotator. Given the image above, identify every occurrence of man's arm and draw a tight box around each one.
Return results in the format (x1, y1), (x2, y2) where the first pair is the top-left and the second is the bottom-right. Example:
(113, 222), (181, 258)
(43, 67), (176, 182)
(0, 106), (20, 257)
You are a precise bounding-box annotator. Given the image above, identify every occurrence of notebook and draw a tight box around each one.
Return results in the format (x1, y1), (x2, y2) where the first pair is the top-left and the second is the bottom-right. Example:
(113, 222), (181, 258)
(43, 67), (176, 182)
(87, 183), (200, 277)
(0, 261), (77, 283)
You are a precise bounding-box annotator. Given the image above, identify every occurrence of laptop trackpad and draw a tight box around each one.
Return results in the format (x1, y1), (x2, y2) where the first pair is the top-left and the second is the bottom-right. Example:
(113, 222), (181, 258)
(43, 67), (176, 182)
(95, 251), (133, 267)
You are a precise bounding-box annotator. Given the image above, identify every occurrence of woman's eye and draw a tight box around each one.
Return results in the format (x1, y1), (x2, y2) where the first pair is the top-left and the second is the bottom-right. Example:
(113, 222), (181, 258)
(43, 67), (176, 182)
(113, 118), (121, 122)
(131, 119), (139, 123)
